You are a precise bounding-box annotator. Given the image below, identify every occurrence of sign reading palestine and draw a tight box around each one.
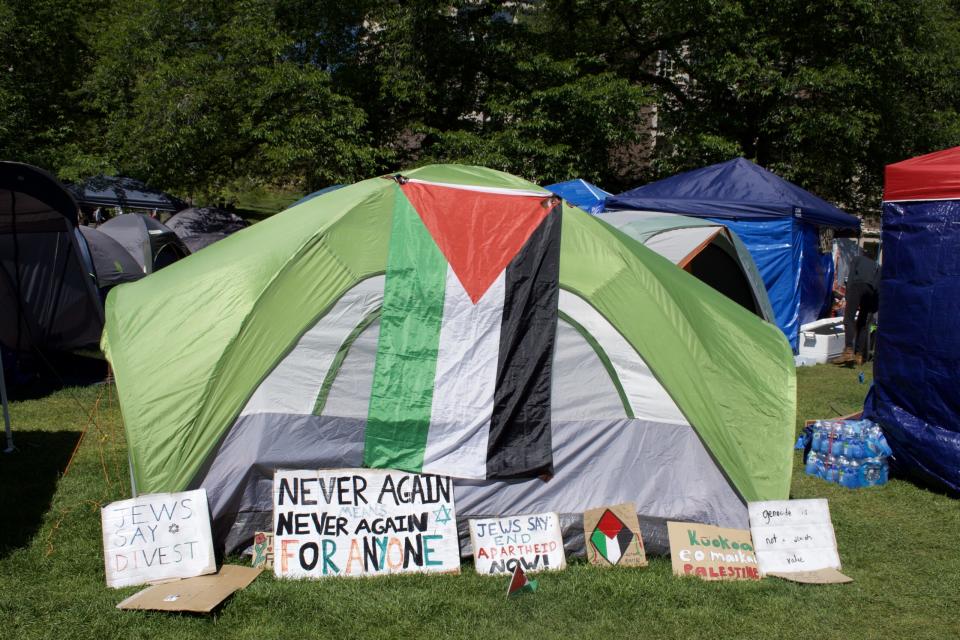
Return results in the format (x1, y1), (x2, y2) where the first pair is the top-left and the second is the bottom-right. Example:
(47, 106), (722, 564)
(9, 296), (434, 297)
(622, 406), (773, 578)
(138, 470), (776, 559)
(667, 521), (760, 581)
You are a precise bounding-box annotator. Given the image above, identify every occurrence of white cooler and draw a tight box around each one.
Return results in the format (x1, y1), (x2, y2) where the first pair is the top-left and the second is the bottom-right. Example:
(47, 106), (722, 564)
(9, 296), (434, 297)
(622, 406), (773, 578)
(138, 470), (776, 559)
(796, 317), (845, 366)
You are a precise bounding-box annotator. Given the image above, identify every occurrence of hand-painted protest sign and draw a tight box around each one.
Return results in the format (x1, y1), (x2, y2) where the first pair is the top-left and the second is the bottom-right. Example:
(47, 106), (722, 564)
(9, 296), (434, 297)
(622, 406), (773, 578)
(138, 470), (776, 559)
(101, 489), (216, 588)
(667, 521), (760, 581)
(272, 469), (459, 579)
(748, 499), (850, 583)
(469, 512), (565, 575)
(583, 502), (647, 568)
(251, 532), (273, 570)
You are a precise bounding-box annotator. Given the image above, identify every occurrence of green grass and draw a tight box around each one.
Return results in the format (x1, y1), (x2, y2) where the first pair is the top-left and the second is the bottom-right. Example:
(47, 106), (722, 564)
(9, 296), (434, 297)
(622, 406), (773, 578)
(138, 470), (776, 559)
(1, 364), (957, 639)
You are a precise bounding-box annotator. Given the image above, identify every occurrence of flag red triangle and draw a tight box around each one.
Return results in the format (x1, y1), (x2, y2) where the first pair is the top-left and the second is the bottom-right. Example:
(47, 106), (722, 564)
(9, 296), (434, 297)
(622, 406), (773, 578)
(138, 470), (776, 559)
(401, 182), (552, 304)
(507, 564), (531, 596)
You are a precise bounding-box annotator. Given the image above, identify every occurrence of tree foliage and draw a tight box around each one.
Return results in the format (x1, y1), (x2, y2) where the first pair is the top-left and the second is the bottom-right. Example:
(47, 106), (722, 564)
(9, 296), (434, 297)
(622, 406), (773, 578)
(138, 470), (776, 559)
(1, 0), (959, 212)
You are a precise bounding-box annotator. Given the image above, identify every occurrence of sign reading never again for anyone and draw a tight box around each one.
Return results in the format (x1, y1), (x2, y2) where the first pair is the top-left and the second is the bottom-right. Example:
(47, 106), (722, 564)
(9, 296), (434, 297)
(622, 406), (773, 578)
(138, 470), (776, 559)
(272, 469), (460, 578)
(101, 488), (216, 588)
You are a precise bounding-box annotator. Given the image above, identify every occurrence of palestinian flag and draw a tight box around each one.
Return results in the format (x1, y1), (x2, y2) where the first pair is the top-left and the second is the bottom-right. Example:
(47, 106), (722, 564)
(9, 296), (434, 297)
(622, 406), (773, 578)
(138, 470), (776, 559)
(507, 564), (539, 598)
(364, 178), (562, 480)
(590, 510), (636, 566)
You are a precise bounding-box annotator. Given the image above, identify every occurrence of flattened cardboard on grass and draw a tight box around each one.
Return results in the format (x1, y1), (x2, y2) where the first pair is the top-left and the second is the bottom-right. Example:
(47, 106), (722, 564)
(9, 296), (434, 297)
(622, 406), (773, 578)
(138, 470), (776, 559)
(667, 521), (760, 581)
(101, 489), (216, 589)
(583, 502), (647, 567)
(251, 532), (273, 570)
(748, 498), (852, 584)
(469, 512), (565, 575)
(117, 565), (262, 613)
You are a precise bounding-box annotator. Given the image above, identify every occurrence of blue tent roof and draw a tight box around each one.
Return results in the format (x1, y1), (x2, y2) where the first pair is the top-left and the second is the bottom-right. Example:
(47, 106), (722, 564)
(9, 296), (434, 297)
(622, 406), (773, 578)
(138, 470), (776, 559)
(607, 158), (860, 230)
(545, 179), (611, 215)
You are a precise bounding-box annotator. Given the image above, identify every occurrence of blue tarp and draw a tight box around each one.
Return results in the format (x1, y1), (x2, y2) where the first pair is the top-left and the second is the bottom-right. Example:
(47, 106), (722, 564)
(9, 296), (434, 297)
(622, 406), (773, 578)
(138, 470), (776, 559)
(865, 199), (960, 495)
(607, 158), (858, 349)
(607, 158), (860, 229)
(545, 179), (610, 215)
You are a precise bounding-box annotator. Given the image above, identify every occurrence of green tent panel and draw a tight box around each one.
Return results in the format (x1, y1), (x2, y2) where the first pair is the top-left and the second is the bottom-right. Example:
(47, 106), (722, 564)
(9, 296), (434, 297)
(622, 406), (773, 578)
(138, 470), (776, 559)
(102, 165), (794, 555)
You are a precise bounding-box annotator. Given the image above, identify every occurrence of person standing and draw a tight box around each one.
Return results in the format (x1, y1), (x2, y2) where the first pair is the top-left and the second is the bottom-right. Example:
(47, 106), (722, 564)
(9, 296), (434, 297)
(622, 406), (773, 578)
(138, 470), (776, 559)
(832, 245), (880, 366)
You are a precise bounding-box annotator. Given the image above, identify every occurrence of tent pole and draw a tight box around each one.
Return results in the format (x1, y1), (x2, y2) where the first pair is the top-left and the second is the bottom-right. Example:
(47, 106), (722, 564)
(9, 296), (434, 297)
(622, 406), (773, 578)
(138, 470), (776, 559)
(0, 349), (14, 453)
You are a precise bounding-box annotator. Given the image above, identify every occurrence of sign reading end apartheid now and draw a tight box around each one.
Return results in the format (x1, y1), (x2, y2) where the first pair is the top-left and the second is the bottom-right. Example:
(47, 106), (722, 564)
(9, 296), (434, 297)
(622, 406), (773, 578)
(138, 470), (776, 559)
(469, 512), (566, 575)
(101, 489), (216, 589)
(667, 521), (760, 581)
(583, 502), (647, 568)
(748, 499), (851, 584)
(272, 469), (460, 579)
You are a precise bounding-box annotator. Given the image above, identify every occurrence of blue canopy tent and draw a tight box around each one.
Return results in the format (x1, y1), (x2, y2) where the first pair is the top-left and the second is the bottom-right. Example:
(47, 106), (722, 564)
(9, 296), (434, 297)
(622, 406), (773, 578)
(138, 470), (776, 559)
(545, 179), (611, 214)
(865, 147), (960, 496)
(607, 158), (861, 350)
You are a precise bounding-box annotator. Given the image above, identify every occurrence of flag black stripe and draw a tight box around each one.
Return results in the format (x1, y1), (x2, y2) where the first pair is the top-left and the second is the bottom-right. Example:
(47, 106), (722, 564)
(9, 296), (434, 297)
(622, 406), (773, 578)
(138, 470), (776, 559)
(486, 204), (562, 479)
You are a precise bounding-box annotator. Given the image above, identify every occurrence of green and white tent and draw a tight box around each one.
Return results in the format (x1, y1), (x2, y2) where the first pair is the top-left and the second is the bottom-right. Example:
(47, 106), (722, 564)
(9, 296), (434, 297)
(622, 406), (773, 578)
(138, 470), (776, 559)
(102, 165), (795, 554)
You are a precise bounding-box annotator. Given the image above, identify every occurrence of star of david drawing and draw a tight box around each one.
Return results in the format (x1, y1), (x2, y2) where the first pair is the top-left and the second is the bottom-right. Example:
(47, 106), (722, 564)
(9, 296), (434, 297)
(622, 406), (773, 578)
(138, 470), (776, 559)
(433, 505), (452, 525)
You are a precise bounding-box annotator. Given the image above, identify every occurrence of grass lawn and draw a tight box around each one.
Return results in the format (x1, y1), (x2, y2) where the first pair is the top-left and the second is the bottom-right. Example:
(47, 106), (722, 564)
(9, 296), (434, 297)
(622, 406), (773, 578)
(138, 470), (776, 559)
(1, 363), (957, 639)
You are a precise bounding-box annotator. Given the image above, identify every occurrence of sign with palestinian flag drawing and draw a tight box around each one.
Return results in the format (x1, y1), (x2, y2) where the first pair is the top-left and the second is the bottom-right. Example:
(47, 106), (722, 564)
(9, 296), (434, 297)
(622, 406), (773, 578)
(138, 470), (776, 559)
(364, 179), (562, 481)
(583, 503), (647, 568)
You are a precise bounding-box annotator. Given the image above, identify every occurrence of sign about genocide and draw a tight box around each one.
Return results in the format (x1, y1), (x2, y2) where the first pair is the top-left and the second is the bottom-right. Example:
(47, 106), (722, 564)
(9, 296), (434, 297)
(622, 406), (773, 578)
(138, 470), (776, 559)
(101, 489), (216, 589)
(469, 512), (566, 575)
(583, 502), (647, 568)
(748, 499), (850, 583)
(667, 521), (760, 581)
(272, 469), (460, 579)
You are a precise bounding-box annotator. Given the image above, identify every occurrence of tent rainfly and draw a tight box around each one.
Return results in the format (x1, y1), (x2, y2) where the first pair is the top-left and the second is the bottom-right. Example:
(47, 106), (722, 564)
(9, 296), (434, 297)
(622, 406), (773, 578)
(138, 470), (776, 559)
(102, 165), (795, 556)
(597, 210), (775, 323)
(97, 214), (190, 274)
(546, 179), (611, 215)
(0, 161), (104, 354)
(165, 207), (248, 252)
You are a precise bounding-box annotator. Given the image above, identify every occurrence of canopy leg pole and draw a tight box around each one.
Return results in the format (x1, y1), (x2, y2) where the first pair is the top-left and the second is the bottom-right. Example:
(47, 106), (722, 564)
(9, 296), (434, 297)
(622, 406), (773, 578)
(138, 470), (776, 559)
(0, 350), (14, 453)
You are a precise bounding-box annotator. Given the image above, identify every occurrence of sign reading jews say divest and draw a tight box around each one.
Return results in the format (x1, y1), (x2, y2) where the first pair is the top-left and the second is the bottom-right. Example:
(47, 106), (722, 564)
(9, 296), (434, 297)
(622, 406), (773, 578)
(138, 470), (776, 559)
(469, 512), (566, 575)
(101, 489), (216, 589)
(273, 469), (460, 579)
(667, 521), (760, 581)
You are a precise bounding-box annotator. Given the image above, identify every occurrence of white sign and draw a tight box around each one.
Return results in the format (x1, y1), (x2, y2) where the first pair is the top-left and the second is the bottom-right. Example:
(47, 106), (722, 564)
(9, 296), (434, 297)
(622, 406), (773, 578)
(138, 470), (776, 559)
(748, 499), (842, 575)
(272, 469), (460, 579)
(469, 512), (566, 575)
(101, 489), (216, 588)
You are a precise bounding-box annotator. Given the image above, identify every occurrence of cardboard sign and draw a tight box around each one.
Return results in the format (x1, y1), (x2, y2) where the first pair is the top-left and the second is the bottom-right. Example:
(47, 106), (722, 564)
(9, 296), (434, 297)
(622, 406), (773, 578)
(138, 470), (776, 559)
(101, 489), (216, 588)
(469, 512), (565, 575)
(251, 532), (273, 569)
(748, 499), (851, 583)
(272, 469), (460, 579)
(583, 502), (647, 567)
(667, 521), (760, 581)
(116, 565), (262, 613)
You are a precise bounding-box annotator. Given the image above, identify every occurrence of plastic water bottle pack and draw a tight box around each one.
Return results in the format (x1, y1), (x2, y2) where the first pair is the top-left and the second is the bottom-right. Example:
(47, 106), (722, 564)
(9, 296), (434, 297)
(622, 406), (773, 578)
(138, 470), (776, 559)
(804, 418), (892, 488)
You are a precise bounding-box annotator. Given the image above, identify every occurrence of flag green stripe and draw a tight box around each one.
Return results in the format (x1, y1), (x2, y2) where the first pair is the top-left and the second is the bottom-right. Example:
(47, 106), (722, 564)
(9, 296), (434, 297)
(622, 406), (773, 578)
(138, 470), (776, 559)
(364, 188), (447, 471)
(590, 528), (608, 558)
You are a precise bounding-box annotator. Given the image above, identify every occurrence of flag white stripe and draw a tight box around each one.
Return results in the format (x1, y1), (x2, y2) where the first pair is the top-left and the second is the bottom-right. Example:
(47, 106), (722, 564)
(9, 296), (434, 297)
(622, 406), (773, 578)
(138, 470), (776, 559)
(404, 178), (549, 198)
(421, 267), (505, 478)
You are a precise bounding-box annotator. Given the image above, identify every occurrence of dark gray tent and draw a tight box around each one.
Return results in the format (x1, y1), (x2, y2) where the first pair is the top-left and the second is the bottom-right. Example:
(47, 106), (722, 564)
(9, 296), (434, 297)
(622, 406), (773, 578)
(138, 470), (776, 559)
(66, 176), (186, 214)
(78, 226), (143, 290)
(165, 207), (247, 252)
(0, 162), (103, 353)
(97, 214), (190, 274)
